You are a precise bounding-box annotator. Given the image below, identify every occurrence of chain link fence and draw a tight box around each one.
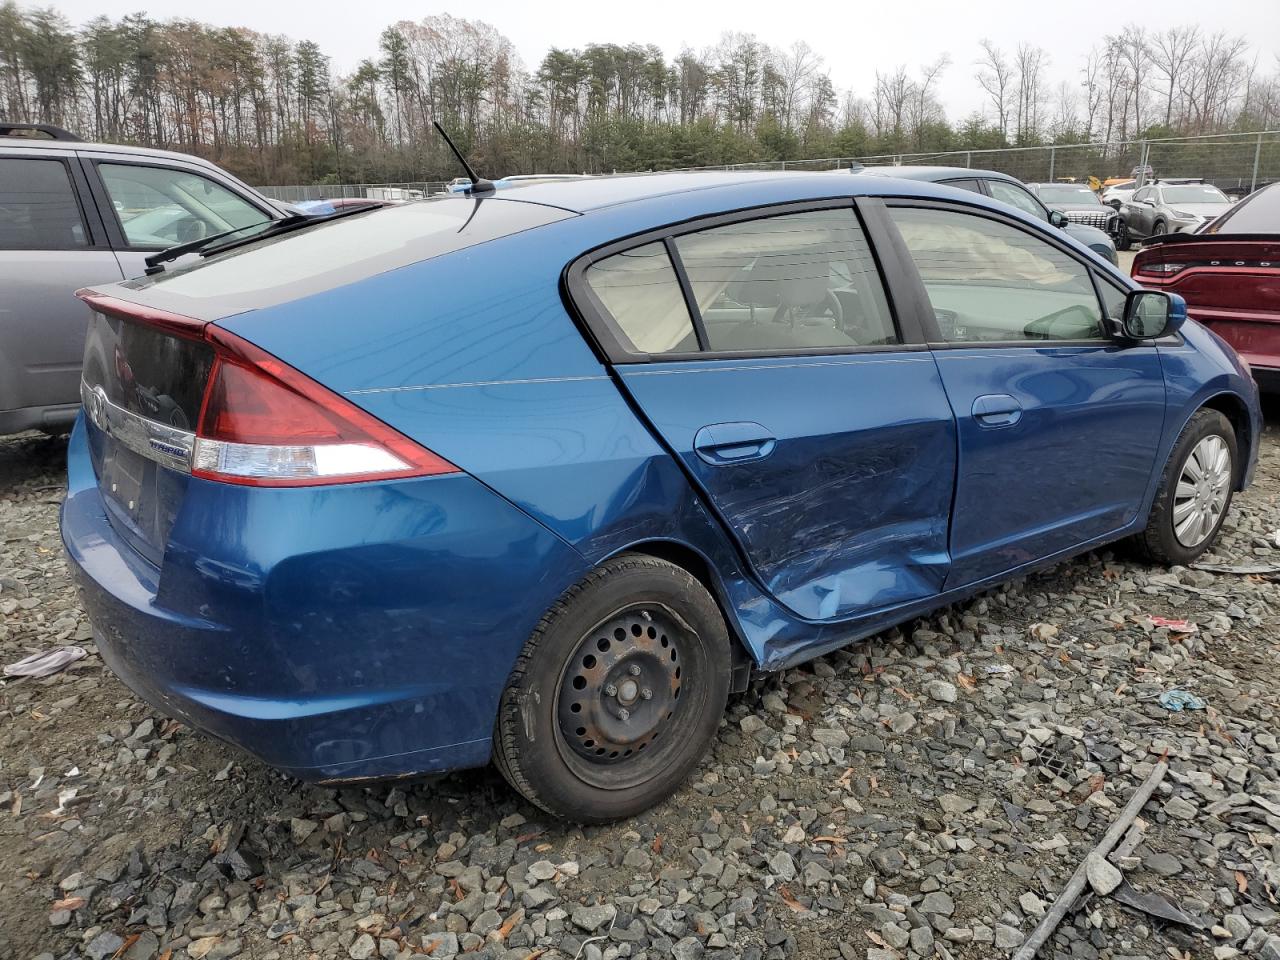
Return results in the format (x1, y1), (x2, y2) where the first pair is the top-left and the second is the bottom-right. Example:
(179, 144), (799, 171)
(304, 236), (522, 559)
(696, 130), (1280, 195)
(256, 132), (1280, 201)
(256, 181), (448, 203)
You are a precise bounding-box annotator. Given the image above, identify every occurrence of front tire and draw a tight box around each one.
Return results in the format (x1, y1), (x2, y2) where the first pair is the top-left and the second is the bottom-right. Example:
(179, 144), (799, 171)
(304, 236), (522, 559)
(1132, 409), (1237, 565)
(493, 554), (731, 822)
(1115, 220), (1132, 251)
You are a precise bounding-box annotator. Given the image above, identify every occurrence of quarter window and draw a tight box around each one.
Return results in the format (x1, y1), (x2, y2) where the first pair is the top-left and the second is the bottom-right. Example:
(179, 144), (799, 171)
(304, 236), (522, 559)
(0, 157), (87, 249)
(99, 163), (267, 249)
(673, 208), (897, 351)
(889, 206), (1106, 343)
(583, 242), (697, 354)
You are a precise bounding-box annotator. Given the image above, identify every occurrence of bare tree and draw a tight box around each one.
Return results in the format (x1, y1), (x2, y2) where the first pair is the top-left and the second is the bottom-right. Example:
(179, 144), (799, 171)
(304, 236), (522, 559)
(910, 54), (950, 146)
(1150, 25), (1199, 127)
(1014, 44), (1048, 142)
(975, 39), (1013, 138)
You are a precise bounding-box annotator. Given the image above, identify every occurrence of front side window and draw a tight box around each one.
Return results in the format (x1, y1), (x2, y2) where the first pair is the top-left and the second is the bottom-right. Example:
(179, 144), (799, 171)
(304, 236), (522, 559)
(889, 206), (1106, 343)
(985, 179), (1046, 221)
(99, 163), (267, 248)
(673, 208), (896, 351)
(0, 157), (86, 249)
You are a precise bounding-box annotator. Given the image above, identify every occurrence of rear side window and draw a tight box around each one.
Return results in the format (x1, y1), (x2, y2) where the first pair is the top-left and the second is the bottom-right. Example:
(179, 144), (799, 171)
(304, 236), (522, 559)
(579, 206), (898, 359)
(0, 157), (87, 249)
(584, 242), (697, 354)
(674, 209), (896, 351)
(890, 206), (1105, 343)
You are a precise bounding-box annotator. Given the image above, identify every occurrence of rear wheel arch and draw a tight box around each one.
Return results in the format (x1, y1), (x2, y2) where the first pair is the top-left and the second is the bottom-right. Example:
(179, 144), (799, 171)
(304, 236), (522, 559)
(613, 540), (757, 690)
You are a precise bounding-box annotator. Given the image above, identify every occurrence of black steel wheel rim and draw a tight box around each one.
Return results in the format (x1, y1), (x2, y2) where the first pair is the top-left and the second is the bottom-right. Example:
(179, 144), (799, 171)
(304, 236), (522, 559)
(554, 603), (699, 790)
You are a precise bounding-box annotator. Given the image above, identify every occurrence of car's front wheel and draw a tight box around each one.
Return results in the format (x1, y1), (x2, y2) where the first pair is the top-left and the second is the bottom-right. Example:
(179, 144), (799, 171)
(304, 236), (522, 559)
(493, 554), (731, 822)
(1115, 220), (1131, 251)
(1132, 408), (1237, 565)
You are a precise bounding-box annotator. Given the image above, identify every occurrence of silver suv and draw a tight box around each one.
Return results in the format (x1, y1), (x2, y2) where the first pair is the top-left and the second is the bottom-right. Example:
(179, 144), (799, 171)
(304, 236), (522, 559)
(0, 123), (285, 435)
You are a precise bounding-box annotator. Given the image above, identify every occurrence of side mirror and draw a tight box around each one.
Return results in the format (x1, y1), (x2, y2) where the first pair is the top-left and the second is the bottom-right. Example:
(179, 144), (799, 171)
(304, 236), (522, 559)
(1049, 210), (1069, 228)
(1121, 290), (1187, 339)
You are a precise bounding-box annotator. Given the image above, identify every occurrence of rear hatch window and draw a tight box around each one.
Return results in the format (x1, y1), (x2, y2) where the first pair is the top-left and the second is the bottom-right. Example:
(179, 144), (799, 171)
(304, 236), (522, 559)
(81, 310), (212, 565)
(121, 196), (574, 320)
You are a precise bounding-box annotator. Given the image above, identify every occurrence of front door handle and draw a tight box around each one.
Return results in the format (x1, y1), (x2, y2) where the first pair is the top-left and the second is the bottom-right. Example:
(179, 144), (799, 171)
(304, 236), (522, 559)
(972, 394), (1023, 427)
(693, 422), (777, 465)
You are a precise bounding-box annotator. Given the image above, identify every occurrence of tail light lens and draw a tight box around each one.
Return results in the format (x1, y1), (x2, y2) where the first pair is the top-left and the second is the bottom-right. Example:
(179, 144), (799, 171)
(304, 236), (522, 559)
(1136, 262), (1187, 277)
(77, 291), (459, 487)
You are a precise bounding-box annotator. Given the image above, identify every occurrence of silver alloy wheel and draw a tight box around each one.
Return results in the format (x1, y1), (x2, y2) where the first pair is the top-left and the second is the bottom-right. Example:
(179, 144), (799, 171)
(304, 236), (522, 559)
(1173, 435), (1232, 548)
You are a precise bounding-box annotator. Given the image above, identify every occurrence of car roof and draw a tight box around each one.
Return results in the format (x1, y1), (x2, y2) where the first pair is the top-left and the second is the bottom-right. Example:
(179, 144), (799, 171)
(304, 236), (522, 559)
(482, 170), (822, 212)
(0, 134), (229, 171)
(481, 168), (1039, 214)
(856, 165), (1017, 183)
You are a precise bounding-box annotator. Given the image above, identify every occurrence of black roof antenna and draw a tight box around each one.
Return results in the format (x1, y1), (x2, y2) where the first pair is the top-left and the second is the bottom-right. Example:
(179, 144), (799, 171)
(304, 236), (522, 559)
(433, 121), (495, 195)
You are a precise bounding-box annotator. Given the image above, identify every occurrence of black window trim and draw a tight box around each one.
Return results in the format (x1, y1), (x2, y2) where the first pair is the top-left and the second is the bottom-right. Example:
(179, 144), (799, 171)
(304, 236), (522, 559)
(0, 151), (107, 250)
(881, 196), (1126, 350)
(563, 196), (925, 364)
(81, 156), (276, 253)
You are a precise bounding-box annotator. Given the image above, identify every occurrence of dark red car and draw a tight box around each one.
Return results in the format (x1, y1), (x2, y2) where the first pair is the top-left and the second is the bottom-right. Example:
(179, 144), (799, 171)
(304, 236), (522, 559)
(1132, 182), (1280, 391)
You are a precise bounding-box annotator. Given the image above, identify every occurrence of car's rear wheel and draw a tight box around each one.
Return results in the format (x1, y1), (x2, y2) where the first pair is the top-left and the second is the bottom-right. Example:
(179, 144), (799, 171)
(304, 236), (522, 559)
(1132, 408), (1237, 565)
(493, 554), (731, 822)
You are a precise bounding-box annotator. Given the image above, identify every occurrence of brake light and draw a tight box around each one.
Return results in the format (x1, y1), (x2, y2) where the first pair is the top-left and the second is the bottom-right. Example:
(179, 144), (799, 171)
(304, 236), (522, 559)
(76, 290), (459, 487)
(1136, 262), (1187, 277)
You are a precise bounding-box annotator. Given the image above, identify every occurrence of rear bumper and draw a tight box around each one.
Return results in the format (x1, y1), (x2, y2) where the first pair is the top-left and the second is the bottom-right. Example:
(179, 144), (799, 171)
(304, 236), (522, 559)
(61, 417), (588, 782)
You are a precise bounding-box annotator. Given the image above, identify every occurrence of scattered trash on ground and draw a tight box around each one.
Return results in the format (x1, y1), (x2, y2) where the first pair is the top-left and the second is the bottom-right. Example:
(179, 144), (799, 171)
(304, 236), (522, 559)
(1157, 689), (1207, 711)
(1011, 761), (1169, 960)
(1146, 616), (1198, 633)
(3, 645), (87, 678)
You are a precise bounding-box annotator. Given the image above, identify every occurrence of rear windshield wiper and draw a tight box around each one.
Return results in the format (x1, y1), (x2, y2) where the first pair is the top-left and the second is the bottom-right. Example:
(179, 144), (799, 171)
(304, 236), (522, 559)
(144, 216), (289, 275)
(143, 207), (374, 275)
(197, 206), (373, 259)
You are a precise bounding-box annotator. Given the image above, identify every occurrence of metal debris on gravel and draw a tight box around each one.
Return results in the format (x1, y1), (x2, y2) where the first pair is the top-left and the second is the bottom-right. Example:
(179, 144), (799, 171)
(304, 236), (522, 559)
(2, 415), (1279, 960)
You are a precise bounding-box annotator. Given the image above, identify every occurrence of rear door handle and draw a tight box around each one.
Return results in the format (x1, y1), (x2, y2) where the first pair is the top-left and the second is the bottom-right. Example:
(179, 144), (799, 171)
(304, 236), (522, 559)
(693, 422), (777, 464)
(972, 394), (1023, 427)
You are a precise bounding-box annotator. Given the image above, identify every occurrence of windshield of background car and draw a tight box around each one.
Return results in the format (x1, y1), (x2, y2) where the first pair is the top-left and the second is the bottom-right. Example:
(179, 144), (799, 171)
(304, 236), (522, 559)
(1038, 186), (1102, 205)
(124, 197), (573, 317)
(1204, 183), (1278, 234)
(1161, 185), (1229, 204)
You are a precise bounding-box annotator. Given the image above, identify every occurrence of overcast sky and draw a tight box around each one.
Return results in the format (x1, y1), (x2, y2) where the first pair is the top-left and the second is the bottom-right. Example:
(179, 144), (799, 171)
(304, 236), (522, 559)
(41, 0), (1280, 119)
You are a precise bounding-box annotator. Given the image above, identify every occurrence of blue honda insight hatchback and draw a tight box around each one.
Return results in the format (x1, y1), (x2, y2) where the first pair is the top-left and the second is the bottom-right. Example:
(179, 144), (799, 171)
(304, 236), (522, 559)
(63, 171), (1261, 821)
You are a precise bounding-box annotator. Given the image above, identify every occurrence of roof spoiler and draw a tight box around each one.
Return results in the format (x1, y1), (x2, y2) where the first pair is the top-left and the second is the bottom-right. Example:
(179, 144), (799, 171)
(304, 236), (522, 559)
(0, 122), (81, 141)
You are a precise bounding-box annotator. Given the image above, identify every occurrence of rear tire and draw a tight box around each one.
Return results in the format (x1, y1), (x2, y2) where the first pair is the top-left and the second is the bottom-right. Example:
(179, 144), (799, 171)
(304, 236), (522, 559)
(1131, 408), (1237, 566)
(493, 554), (731, 822)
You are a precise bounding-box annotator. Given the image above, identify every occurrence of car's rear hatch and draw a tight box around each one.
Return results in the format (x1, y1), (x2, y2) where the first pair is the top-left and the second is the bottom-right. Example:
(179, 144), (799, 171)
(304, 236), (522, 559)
(75, 197), (576, 565)
(79, 301), (212, 565)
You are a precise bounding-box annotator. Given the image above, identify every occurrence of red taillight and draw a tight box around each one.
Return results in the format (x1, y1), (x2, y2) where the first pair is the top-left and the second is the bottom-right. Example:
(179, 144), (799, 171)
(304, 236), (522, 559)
(1136, 261), (1187, 277)
(76, 290), (460, 487)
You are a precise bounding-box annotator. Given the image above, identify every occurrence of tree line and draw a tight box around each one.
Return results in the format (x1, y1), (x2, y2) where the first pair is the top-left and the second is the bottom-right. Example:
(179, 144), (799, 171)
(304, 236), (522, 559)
(2, 2), (1278, 186)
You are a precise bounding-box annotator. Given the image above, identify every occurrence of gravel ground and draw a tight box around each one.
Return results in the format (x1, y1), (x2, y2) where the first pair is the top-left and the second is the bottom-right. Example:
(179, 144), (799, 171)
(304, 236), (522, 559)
(2, 406), (1279, 960)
